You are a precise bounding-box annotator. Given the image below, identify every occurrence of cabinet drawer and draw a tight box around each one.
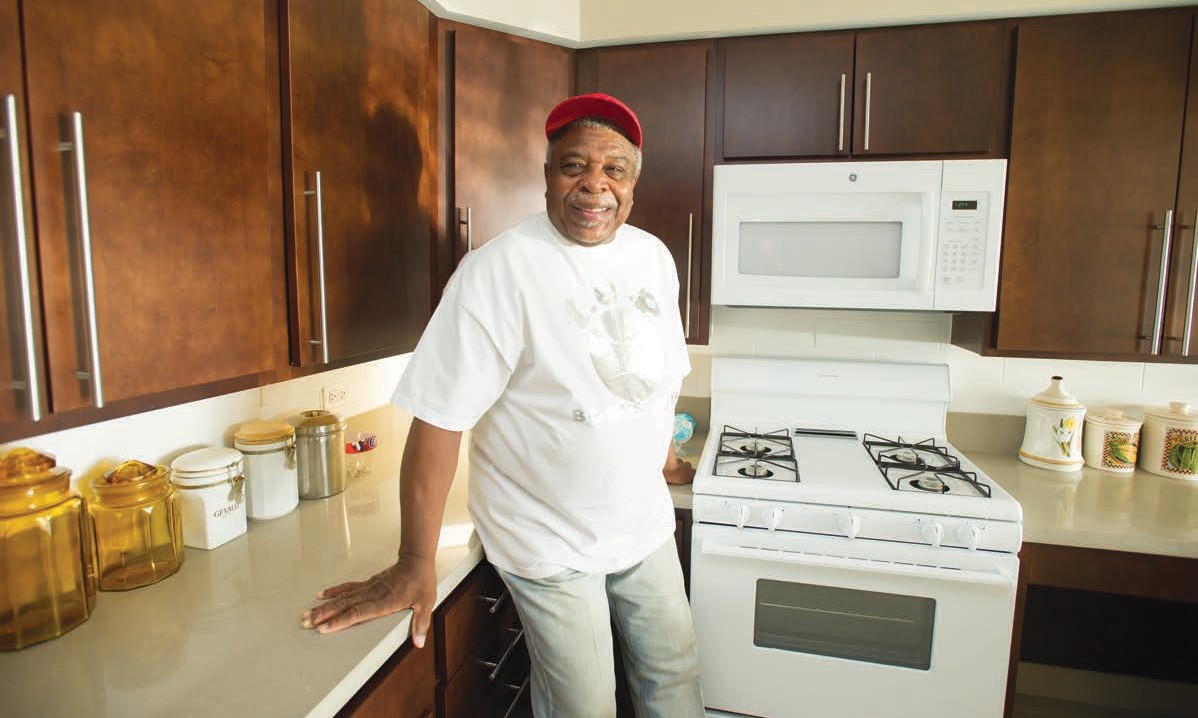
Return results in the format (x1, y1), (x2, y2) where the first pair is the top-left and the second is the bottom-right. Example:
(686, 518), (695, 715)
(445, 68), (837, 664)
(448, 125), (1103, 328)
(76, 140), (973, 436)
(337, 629), (438, 718)
(438, 562), (513, 682)
(443, 627), (530, 718)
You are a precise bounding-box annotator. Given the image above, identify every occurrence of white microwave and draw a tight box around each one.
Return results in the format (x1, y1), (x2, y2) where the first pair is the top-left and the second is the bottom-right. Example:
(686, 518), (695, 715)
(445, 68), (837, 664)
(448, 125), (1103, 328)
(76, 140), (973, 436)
(712, 159), (1007, 311)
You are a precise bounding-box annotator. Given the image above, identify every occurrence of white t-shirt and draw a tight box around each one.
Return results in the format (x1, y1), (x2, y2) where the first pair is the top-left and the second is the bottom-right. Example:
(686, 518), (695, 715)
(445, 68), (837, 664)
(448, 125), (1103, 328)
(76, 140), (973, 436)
(392, 212), (690, 579)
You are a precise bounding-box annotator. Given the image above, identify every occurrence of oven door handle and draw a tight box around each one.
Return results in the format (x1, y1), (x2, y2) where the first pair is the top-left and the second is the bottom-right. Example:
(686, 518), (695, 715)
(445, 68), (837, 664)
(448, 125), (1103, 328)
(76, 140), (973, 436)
(700, 542), (1016, 589)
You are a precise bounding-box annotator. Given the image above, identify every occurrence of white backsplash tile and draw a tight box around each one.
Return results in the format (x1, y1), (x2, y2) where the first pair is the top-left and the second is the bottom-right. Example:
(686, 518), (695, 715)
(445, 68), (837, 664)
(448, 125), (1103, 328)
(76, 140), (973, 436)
(1141, 362), (1198, 410)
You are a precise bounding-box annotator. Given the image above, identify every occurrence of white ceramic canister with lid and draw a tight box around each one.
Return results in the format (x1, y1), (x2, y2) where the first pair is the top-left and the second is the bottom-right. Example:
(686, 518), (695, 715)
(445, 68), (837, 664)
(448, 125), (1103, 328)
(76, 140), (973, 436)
(1082, 409), (1142, 473)
(1140, 401), (1198, 479)
(170, 447), (247, 549)
(1019, 375), (1087, 472)
(233, 421), (299, 520)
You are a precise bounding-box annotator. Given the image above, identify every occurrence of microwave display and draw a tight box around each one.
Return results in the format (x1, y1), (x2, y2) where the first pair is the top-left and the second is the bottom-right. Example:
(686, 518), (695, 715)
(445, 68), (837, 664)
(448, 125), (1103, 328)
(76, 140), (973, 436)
(951, 200), (979, 210)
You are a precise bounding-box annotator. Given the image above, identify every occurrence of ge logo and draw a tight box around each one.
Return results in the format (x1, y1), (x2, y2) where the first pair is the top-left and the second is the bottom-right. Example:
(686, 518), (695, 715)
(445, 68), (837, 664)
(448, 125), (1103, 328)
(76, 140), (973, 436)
(848, 173), (858, 182)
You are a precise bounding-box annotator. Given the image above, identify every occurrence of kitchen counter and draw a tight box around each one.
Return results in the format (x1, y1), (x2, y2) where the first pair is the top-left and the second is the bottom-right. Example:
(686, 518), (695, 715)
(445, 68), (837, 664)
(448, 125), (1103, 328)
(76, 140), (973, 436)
(968, 452), (1198, 559)
(0, 404), (483, 718)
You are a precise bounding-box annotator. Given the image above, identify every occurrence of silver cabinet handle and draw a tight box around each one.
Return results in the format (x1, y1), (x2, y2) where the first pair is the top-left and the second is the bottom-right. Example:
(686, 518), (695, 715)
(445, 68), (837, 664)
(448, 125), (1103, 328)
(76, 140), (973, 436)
(480, 626), (524, 682)
(500, 675), (531, 718)
(1151, 209), (1176, 355)
(58, 112), (103, 407)
(303, 171), (330, 364)
(863, 72), (873, 152)
(1182, 214), (1198, 356)
(4, 95), (43, 421)
(837, 73), (846, 153)
(684, 212), (694, 339)
(479, 588), (509, 615)
(458, 206), (473, 252)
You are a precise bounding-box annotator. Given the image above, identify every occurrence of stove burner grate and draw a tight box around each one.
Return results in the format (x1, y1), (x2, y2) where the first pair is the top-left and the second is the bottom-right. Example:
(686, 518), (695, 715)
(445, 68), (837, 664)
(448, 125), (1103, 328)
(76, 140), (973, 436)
(862, 433), (992, 498)
(715, 426), (798, 483)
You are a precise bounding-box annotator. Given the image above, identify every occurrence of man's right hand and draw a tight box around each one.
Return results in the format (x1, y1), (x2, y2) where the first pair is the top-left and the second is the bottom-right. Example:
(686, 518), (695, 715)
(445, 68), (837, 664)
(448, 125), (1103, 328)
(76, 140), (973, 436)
(300, 553), (437, 646)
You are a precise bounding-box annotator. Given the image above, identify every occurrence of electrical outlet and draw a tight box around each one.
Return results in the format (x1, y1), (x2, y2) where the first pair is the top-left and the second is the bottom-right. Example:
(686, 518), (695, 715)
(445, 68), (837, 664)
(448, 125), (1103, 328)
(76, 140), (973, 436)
(323, 384), (349, 409)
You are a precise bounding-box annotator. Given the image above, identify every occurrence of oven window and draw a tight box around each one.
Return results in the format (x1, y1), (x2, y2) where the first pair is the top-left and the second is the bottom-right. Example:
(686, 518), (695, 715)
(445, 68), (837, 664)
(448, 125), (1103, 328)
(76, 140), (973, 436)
(754, 579), (935, 670)
(738, 221), (902, 278)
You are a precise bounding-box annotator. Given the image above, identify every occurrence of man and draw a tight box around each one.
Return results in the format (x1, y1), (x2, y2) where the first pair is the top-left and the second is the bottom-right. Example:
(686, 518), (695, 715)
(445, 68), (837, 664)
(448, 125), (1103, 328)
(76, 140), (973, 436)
(301, 93), (703, 717)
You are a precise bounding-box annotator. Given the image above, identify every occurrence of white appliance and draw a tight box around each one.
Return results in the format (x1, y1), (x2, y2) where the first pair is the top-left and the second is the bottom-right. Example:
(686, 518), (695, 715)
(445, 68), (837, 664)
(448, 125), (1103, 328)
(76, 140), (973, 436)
(690, 357), (1022, 718)
(712, 159), (1007, 311)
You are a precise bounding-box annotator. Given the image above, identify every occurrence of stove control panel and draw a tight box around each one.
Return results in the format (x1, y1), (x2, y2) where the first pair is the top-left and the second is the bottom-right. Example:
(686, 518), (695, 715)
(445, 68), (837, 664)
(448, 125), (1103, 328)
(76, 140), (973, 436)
(692, 495), (1022, 553)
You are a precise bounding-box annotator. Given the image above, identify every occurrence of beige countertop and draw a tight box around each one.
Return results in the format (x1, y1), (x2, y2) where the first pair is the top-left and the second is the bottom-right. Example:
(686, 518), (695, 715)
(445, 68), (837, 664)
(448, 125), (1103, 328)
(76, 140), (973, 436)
(968, 451), (1198, 560)
(0, 404), (483, 718)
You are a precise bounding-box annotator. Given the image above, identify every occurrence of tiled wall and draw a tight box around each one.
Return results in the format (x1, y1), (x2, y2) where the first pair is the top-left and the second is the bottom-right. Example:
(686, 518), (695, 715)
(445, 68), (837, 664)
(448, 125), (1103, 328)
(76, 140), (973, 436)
(680, 307), (1198, 418)
(0, 355), (412, 491)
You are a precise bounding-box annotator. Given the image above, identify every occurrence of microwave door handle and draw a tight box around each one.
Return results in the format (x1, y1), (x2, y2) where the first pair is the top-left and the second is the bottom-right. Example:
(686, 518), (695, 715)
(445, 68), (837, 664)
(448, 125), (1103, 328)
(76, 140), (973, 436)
(699, 541), (1015, 589)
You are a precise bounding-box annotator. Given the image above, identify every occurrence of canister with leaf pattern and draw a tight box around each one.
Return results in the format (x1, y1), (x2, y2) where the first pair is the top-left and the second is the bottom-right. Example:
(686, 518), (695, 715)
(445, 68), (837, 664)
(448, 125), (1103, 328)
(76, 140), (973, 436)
(1140, 402), (1198, 479)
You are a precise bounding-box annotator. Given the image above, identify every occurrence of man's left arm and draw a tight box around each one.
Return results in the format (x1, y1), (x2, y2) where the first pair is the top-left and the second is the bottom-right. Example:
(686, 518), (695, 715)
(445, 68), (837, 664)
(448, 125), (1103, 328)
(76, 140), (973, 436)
(663, 438), (695, 485)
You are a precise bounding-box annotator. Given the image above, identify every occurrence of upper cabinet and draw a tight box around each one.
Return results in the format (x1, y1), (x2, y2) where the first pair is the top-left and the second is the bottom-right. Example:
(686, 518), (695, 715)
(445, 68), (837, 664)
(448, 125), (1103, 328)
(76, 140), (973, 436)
(2, 0), (280, 438)
(281, 0), (437, 367)
(720, 21), (1012, 160)
(986, 8), (1198, 360)
(576, 42), (713, 344)
(447, 23), (572, 261)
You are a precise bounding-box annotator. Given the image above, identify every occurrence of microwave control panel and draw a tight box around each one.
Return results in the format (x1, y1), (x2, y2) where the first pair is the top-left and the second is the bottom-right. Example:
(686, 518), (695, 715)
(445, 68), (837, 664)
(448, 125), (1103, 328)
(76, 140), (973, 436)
(936, 193), (989, 289)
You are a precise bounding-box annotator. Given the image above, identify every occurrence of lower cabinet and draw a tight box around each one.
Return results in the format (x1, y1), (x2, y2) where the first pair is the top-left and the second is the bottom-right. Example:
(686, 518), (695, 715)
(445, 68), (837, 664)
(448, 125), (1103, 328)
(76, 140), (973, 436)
(337, 631), (439, 718)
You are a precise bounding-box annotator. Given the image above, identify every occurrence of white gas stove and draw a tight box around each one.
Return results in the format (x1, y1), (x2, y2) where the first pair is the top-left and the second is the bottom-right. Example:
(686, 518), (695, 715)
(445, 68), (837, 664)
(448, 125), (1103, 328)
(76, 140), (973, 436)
(690, 357), (1023, 718)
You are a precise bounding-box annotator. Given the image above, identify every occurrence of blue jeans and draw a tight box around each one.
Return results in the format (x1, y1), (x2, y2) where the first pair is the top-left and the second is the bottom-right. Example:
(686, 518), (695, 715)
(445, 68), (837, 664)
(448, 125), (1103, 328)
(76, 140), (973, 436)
(496, 538), (704, 717)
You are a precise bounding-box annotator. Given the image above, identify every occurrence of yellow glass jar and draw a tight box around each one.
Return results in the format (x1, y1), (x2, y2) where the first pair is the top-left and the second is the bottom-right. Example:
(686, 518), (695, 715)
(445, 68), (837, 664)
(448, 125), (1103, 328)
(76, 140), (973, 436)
(89, 460), (184, 591)
(0, 448), (97, 651)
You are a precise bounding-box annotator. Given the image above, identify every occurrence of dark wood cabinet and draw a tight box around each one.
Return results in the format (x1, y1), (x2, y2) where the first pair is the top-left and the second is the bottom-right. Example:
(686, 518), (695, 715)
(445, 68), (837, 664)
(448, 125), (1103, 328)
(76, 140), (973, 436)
(337, 630), (439, 718)
(981, 9), (1197, 360)
(281, 0), (437, 367)
(446, 23), (572, 263)
(720, 21), (1011, 160)
(576, 42), (713, 344)
(2, 0), (280, 438)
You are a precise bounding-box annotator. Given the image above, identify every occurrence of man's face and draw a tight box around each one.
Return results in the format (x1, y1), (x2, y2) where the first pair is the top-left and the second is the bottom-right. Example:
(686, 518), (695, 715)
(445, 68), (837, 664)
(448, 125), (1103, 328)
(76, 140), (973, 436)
(544, 123), (639, 246)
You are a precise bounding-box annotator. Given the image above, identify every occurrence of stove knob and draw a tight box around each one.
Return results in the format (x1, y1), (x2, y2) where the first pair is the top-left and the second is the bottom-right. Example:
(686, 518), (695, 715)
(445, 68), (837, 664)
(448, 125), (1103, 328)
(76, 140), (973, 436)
(838, 513), (861, 539)
(768, 508), (785, 532)
(736, 504), (751, 529)
(921, 520), (944, 547)
(960, 524), (982, 551)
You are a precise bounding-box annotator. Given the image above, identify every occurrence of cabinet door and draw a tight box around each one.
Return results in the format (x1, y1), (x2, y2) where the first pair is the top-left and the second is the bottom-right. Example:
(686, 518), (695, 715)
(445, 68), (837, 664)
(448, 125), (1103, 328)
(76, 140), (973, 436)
(997, 10), (1191, 356)
(576, 42), (711, 344)
(451, 24), (571, 260)
(721, 32), (855, 159)
(337, 633), (439, 718)
(283, 0), (436, 366)
(853, 22), (1009, 156)
(20, 1), (277, 413)
(0, 0), (43, 425)
(1164, 15), (1198, 360)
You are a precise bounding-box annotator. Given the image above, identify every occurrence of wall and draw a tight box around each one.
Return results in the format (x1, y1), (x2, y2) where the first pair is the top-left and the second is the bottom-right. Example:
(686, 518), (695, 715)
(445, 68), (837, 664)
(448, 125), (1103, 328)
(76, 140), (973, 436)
(679, 309), (1198, 418)
(0, 355), (411, 491)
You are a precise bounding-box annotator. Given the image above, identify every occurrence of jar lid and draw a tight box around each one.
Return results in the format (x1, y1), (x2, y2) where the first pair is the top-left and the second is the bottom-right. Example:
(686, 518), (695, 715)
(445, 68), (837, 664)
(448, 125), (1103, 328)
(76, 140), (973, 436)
(0, 448), (73, 516)
(1144, 401), (1198, 424)
(294, 409), (346, 437)
(1084, 409), (1142, 431)
(0, 447), (68, 484)
(234, 420), (296, 446)
(170, 447), (243, 484)
(1029, 375), (1085, 409)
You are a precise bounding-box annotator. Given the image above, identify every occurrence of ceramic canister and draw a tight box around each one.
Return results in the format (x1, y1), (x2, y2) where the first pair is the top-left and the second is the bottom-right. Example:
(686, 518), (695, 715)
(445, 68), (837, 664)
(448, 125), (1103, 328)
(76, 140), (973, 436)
(170, 447), (247, 550)
(1019, 376), (1087, 472)
(1082, 409), (1142, 474)
(1140, 401), (1198, 479)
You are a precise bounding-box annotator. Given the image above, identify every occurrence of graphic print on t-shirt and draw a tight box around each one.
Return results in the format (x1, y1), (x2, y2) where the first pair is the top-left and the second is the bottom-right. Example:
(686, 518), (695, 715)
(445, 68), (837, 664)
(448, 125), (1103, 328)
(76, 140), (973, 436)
(573, 281), (665, 406)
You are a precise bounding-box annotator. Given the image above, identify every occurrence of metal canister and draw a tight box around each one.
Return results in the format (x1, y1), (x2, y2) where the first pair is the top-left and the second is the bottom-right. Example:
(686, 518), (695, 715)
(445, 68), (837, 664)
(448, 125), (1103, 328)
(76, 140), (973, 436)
(294, 410), (347, 499)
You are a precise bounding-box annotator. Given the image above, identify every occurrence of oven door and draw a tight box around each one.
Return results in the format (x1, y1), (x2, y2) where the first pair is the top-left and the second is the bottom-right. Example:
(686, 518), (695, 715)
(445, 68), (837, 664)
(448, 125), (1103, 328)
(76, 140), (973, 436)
(690, 523), (1018, 718)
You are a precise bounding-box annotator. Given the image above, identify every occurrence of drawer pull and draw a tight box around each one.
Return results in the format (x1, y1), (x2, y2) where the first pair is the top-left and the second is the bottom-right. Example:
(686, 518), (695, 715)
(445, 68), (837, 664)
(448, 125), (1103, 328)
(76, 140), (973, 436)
(481, 626), (524, 682)
(500, 675), (531, 718)
(479, 588), (510, 615)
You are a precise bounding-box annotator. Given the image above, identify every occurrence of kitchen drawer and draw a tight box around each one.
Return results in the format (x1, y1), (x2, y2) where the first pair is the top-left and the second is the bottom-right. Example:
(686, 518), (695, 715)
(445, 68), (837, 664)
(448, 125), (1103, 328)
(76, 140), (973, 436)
(437, 562), (512, 682)
(443, 624), (530, 718)
(337, 628), (438, 718)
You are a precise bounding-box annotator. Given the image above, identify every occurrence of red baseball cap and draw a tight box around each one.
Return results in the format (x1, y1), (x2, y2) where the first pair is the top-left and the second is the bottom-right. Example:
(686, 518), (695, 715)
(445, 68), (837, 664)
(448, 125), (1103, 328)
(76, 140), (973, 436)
(545, 93), (643, 149)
